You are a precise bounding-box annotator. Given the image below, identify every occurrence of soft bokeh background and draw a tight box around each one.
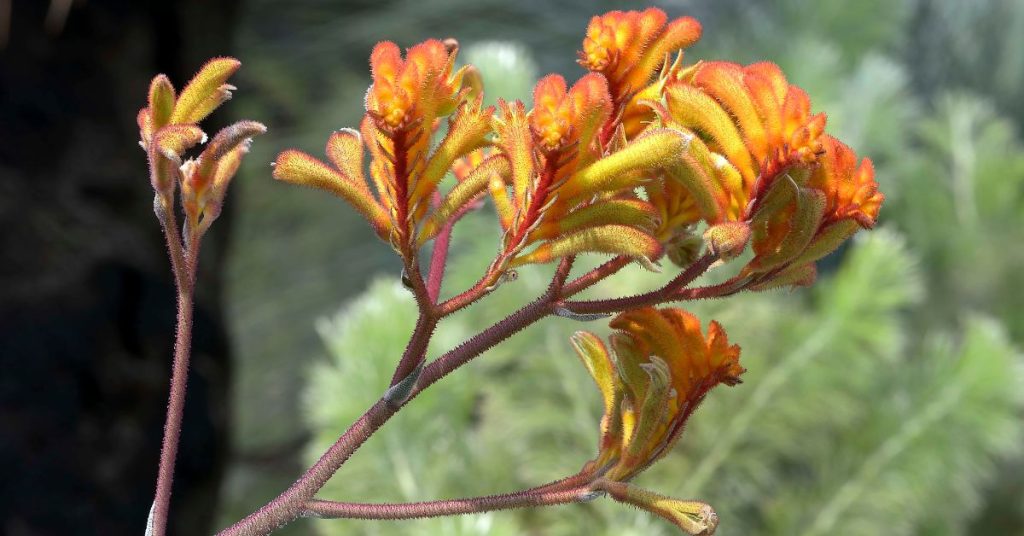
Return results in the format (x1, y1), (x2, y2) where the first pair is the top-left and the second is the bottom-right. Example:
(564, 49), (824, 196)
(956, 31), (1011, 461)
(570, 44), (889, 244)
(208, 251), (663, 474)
(2, 0), (1023, 535)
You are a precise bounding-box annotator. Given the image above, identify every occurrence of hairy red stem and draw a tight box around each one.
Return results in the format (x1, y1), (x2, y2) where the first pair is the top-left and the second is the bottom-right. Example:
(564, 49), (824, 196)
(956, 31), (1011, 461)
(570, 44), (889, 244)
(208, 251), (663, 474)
(219, 260), (581, 535)
(388, 312), (437, 389)
(426, 199), (481, 304)
(302, 482), (593, 520)
(151, 218), (199, 536)
(425, 223), (451, 303)
(558, 254), (717, 314)
(560, 255), (630, 296)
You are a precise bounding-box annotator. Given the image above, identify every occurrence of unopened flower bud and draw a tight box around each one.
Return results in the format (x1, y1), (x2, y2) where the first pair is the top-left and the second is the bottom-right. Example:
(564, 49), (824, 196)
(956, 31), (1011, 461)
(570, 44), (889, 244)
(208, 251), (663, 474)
(703, 221), (751, 260)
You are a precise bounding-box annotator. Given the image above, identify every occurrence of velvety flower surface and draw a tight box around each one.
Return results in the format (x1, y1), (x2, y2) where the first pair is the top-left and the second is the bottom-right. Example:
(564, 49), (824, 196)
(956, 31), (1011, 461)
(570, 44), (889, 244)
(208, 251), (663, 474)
(573, 307), (744, 482)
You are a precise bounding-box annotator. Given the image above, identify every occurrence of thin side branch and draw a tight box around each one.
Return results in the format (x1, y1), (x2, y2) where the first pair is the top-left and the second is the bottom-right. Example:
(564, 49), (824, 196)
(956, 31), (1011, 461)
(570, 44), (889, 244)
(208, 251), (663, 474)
(558, 253), (717, 314)
(560, 255), (630, 296)
(426, 196), (481, 303)
(302, 483), (594, 520)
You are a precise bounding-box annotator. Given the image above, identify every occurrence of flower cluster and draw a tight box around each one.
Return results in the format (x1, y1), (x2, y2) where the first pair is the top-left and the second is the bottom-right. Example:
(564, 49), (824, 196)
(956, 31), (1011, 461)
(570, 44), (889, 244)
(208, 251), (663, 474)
(139, 58), (265, 236)
(273, 39), (487, 259)
(574, 307), (744, 481)
(568, 307), (741, 534)
(649, 58), (884, 282)
(263, 7), (883, 533)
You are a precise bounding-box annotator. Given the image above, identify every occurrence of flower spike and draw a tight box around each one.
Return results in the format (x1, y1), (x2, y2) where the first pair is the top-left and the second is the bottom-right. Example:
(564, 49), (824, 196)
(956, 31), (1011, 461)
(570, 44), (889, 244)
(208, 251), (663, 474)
(276, 39), (491, 260)
(138, 59), (264, 236)
(569, 308), (740, 533)
(630, 56), (883, 285)
(487, 74), (671, 272)
(573, 307), (743, 482)
(579, 8), (701, 104)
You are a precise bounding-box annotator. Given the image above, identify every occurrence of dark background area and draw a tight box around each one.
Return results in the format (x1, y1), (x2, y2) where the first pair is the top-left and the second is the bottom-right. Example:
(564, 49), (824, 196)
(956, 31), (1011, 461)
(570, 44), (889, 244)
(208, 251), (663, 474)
(0, 1), (238, 534)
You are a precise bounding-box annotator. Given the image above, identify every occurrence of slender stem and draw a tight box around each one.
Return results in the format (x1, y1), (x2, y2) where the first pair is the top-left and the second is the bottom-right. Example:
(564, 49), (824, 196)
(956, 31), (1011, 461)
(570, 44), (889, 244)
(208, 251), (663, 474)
(151, 223), (200, 536)
(517, 470), (592, 496)
(674, 275), (750, 301)
(437, 272), (498, 316)
(418, 285), (561, 392)
(302, 482), (593, 520)
(559, 254), (716, 315)
(426, 196), (479, 304)
(219, 399), (395, 536)
(560, 255), (630, 296)
(551, 256), (575, 290)
(388, 312), (437, 388)
(426, 224), (452, 303)
(391, 258), (436, 388)
(155, 196), (188, 291)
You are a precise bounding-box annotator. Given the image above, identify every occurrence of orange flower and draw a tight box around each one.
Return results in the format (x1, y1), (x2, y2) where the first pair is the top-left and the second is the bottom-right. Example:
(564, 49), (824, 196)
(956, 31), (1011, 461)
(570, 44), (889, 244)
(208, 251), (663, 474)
(528, 73), (612, 156)
(488, 74), (667, 270)
(644, 57), (882, 280)
(579, 8), (701, 103)
(809, 136), (883, 228)
(743, 134), (882, 279)
(659, 60), (829, 221)
(573, 307), (743, 482)
(275, 39), (493, 256)
(138, 59), (265, 234)
(366, 39), (463, 131)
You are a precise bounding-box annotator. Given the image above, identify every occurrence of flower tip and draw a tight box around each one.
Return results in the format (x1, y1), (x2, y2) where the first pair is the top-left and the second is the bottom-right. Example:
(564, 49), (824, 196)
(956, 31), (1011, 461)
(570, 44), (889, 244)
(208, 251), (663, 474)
(703, 221), (751, 260)
(442, 37), (460, 55)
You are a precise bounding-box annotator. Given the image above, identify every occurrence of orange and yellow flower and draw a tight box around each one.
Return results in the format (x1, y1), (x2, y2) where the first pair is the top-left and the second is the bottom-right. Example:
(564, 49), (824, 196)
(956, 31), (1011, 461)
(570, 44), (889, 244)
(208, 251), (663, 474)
(628, 57), (883, 283)
(273, 9), (882, 290)
(138, 58), (265, 233)
(743, 134), (883, 281)
(274, 39), (493, 255)
(656, 60), (831, 223)
(579, 8), (701, 104)
(573, 307), (743, 482)
(366, 39), (464, 131)
(485, 73), (670, 271)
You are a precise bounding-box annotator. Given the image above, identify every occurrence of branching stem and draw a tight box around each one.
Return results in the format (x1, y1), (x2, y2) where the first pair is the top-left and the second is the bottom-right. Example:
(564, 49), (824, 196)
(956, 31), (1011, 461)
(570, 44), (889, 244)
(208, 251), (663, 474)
(218, 248), (723, 535)
(558, 254), (717, 314)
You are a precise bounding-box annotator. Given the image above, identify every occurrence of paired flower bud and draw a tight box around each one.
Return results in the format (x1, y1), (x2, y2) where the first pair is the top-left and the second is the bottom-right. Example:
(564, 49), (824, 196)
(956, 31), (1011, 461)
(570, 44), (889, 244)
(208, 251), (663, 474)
(139, 58), (265, 234)
(567, 307), (740, 534)
(572, 307), (744, 483)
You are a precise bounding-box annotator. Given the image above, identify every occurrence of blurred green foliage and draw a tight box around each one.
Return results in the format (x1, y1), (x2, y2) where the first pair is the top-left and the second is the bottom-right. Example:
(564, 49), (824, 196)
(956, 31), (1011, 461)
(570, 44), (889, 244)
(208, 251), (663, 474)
(218, 1), (1024, 533)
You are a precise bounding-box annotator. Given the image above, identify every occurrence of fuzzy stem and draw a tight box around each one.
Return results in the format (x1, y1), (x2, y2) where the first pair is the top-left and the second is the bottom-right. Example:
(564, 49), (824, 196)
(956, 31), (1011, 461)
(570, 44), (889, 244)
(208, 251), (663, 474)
(437, 272), (498, 316)
(559, 253), (716, 314)
(560, 255), (630, 296)
(151, 217), (199, 536)
(302, 482), (593, 520)
(388, 312), (437, 390)
(425, 196), (479, 304)
(426, 223), (452, 303)
(674, 275), (750, 300)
